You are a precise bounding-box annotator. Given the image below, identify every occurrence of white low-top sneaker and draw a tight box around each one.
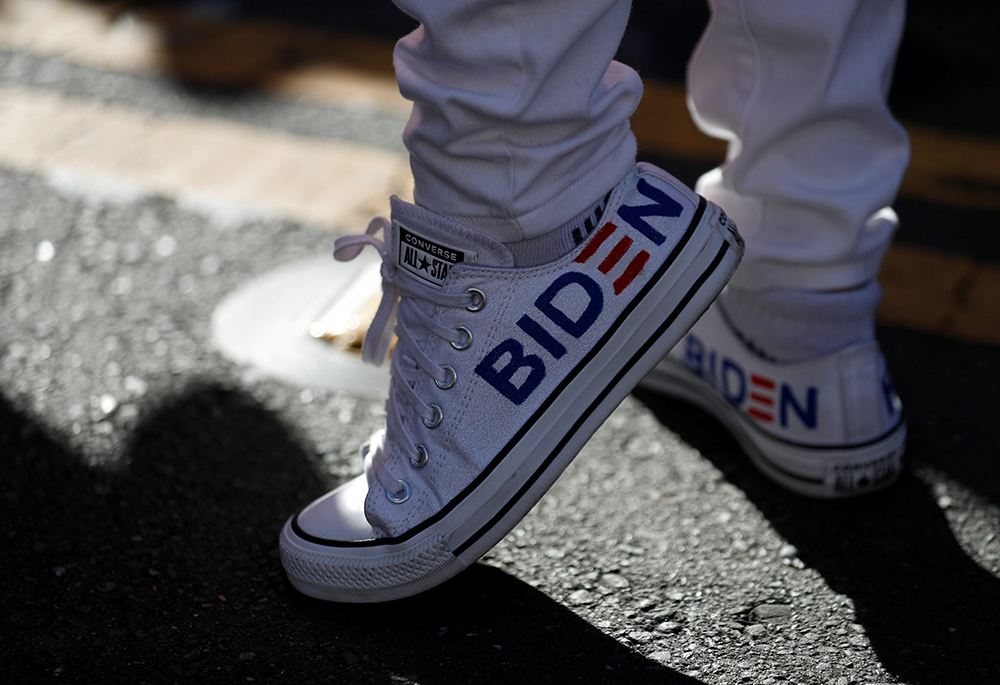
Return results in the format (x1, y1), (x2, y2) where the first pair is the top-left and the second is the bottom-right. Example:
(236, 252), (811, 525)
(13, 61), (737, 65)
(641, 300), (906, 499)
(279, 163), (743, 602)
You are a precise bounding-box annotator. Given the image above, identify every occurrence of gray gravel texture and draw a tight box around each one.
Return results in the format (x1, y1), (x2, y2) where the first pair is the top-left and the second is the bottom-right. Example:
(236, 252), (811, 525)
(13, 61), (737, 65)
(2, 14), (1000, 683)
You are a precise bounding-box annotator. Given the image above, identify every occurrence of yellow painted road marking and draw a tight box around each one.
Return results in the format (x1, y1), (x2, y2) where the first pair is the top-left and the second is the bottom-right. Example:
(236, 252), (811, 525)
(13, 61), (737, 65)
(0, 86), (412, 229)
(900, 124), (1000, 213)
(879, 245), (1000, 346)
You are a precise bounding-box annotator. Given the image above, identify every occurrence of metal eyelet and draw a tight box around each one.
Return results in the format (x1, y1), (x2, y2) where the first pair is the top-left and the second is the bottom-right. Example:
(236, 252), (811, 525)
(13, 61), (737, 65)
(410, 444), (429, 469)
(450, 326), (473, 350)
(466, 288), (486, 312)
(423, 404), (443, 429)
(435, 364), (457, 390)
(386, 480), (411, 504)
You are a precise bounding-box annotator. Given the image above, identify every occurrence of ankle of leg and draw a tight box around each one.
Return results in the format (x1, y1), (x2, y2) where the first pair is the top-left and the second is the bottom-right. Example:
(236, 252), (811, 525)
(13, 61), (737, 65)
(504, 191), (612, 267)
(719, 282), (882, 362)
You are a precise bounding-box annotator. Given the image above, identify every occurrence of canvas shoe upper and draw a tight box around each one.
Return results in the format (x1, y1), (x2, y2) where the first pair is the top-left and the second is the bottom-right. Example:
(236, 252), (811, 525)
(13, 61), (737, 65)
(279, 163), (743, 602)
(641, 299), (906, 499)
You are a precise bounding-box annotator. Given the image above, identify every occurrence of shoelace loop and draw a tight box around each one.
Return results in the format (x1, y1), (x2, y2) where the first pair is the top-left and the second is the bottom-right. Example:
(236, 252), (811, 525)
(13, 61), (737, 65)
(333, 217), (483, 503)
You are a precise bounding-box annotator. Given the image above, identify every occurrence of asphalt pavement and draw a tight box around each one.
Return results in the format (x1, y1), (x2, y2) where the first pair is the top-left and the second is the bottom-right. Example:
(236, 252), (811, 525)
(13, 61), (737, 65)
(3, 2), (999, 684)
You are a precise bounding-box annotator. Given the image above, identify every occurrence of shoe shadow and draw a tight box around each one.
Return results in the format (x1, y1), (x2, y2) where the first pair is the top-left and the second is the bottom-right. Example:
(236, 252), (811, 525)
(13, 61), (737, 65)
(1, 387), (699, 684)
(632, 386), (1000, 685)
(878, 326), (1000, 508)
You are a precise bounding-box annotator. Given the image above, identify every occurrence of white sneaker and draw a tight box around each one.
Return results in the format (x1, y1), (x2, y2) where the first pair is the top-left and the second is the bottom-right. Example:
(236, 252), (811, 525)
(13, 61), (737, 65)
(641, 300), (906, 499)
(279, 163), (743, 602)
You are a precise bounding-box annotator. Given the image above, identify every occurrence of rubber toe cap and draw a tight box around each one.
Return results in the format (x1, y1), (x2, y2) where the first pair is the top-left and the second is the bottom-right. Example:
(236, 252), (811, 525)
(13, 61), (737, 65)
(294, 474), (375, 543)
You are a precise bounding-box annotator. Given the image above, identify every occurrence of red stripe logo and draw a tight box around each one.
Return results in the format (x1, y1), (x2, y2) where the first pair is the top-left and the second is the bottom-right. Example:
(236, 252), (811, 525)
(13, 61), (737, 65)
(747, 373), (776, 423)
(575, 221), (649, 295)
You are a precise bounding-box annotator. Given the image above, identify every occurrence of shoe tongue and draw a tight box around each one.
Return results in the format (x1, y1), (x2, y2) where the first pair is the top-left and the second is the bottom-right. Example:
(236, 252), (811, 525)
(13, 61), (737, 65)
(389, 197), (514, 288)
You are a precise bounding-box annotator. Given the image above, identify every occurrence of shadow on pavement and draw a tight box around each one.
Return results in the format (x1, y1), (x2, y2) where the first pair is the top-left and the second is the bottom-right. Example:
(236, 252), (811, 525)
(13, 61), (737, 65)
(878, 327), (1000, 507)
(1, 387), (698, 684)
(634, 327), (1000, 685)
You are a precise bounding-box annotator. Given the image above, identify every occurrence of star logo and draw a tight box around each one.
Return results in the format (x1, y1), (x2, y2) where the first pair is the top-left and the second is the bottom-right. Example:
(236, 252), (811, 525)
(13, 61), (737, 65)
(418, 256), (431, 272)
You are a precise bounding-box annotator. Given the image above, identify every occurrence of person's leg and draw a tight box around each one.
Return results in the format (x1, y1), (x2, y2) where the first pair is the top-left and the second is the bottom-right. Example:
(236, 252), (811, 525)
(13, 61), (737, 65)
(279, 0), (744, 602)
(394, 0), (640, 245)
(643, 0), (909, 498)
(688, 0), (910, 295)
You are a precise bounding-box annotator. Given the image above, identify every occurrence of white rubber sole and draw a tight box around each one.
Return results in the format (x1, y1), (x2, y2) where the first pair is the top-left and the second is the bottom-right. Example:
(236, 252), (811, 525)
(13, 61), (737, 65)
(641, 359), (906, 499)
(280, 197), (743, 602)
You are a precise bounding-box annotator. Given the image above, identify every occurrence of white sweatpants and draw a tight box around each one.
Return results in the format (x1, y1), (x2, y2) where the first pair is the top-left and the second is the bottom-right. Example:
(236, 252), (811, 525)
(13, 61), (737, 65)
(392, 0), (910, 292)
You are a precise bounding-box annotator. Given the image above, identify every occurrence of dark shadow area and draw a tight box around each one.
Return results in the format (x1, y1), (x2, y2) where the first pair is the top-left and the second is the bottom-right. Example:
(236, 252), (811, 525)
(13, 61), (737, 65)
(878, 326), (1000, 506)
(891, 0), (1000, 138)
(893, 196), (1000, 263)
(1, 388), (699, 684)
(632, 324), (1000, 685)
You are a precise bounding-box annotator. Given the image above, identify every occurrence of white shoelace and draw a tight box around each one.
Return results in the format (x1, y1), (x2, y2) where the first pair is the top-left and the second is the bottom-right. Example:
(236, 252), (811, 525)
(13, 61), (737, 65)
(334, 217), (483, 502)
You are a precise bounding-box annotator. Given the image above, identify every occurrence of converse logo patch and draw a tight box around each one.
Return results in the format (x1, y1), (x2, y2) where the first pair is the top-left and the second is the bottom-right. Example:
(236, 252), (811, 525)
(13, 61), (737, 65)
(832, 451), (901, 494)
(395, 223), (476, 288)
